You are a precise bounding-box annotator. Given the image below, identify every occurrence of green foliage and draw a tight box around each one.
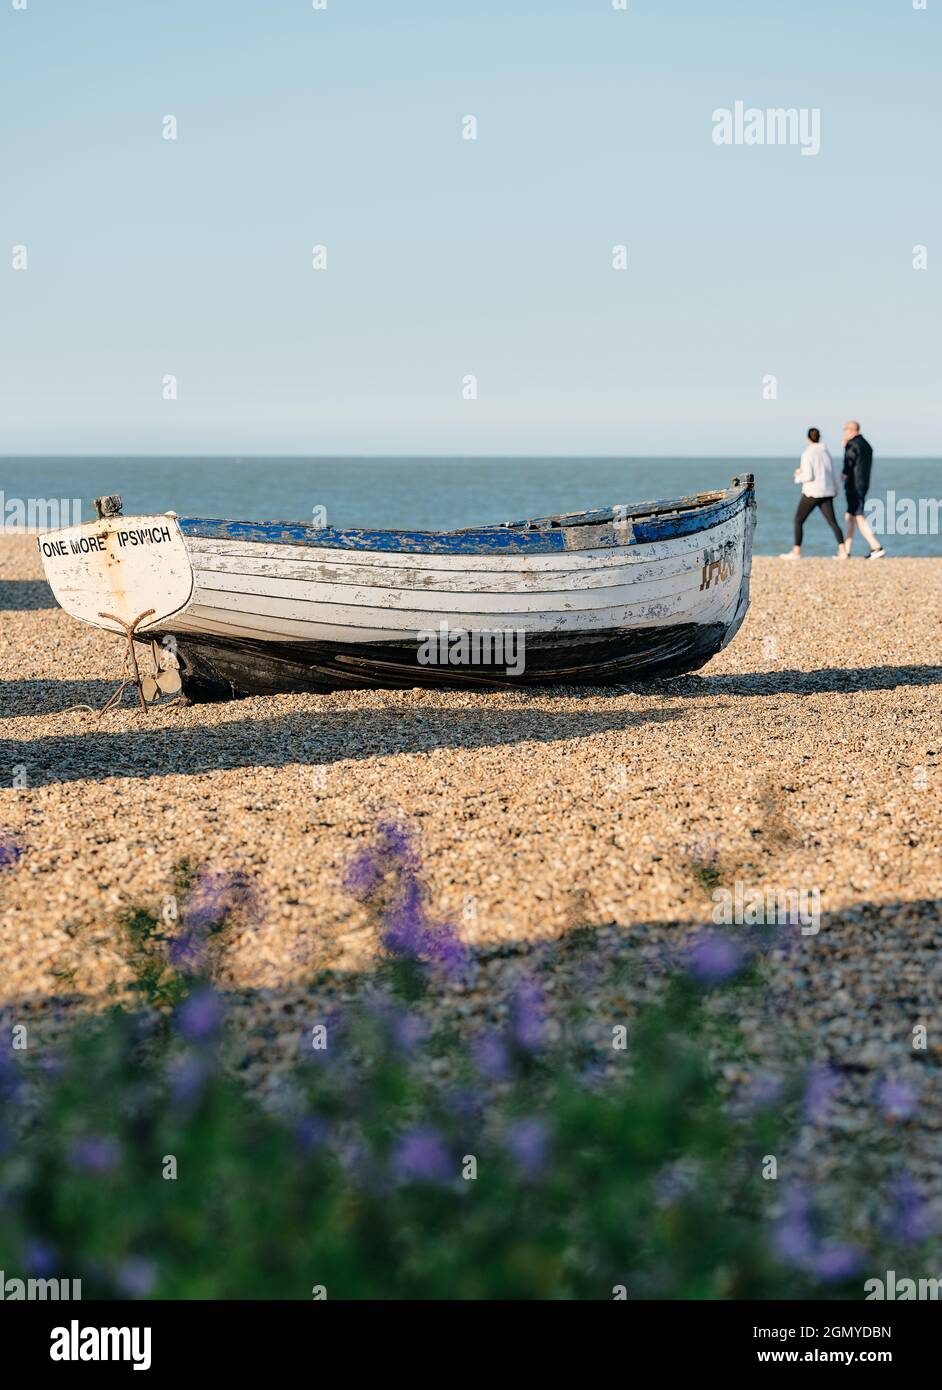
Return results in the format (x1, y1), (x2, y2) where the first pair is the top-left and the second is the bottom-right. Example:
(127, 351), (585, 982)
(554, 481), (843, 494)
(170, 857), (198, 900)
(118, 902), (187, 1010)
(0, 844), (929, 1299)
(0, 961), (894, 1301)
(686, 856), (724, 893)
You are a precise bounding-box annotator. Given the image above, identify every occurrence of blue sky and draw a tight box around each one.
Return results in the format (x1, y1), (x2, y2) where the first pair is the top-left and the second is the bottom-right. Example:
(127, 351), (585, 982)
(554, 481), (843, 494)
(1, 0), (939, 455)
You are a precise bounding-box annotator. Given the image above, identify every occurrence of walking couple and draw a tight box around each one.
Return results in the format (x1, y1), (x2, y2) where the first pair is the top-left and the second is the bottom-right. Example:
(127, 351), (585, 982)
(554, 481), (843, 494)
(784, 421), (887, 559)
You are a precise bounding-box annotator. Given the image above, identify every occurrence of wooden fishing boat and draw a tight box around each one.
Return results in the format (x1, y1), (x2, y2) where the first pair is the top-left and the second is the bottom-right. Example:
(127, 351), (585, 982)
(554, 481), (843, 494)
(38, 475), (756, 701)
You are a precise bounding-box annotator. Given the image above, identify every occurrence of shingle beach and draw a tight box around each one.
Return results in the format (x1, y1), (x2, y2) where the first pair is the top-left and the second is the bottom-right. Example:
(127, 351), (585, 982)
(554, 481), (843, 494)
(2, 535), (940, 1220)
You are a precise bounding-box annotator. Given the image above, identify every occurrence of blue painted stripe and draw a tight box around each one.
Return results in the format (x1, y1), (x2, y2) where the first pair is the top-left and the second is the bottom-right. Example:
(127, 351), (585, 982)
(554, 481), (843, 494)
(178, 519), (569, 554)
(632, 491), (747, 543)
(178, 484), (749, 555)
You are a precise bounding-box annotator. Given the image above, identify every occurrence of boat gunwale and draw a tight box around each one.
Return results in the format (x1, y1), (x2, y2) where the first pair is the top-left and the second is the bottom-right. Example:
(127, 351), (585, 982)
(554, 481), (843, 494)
(176, 476), (755, 557)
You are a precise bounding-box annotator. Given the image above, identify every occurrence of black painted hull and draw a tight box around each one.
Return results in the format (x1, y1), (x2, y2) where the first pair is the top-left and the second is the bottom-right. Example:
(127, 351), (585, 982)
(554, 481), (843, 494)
(151, 620), (733, 701)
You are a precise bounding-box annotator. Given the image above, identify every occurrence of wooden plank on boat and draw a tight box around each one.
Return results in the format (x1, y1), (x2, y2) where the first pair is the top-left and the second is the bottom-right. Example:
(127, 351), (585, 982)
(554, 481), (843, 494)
(185, 546), (704, 594)
(191, 568), (708, 615)
(182, 528), (716, 572)
(181, 579), (738, 639)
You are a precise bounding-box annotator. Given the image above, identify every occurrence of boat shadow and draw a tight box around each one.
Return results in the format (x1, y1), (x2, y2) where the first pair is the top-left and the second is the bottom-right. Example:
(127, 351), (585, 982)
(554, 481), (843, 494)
(0, 679), (123, 719)
(624, 664), (942, 697)
(0, 578), (55, 611)
(0, 701), (691, 786)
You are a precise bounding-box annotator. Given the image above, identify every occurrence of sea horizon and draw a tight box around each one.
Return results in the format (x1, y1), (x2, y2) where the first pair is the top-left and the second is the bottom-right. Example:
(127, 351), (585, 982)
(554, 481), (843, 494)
(2, 455), (940, 556)
(4, 453), (939, 461)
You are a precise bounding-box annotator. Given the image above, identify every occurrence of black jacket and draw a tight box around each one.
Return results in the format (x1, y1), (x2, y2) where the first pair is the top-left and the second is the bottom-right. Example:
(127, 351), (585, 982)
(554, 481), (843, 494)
(843, 434), (873, 493)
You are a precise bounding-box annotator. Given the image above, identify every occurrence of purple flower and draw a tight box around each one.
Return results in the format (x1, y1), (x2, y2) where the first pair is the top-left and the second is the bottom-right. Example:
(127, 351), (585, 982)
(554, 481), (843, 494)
(23, 1239), (57, 1277)
(344, 821), (467, 978)
(377, 819), (418, 865)
(744, 1071), (784, 1112)
(654, 1160), (700, 1206)
(0, 1051), (23, 1104)
(803, 1064), (841, 1125)
(773, 1187), (815, 1267)
(685, 933), (743, 985)
(774, 1215), (814, 1266)
(70, 1136), (120, 1175)
(344, 847), (385, 900)
(760, 920), (805, 961)
(335, 1136), (371, 1181)
(812, 1244), (864, 1283)
(115, 1257), (156, 1298)
(382, 881), (466, 977)
(424, 926), (470, 976)
(510, 977), (546, 1051)
(295, 1115), (329, 1153)
(876, 1077), (917, 1121)
(175, 987), (223, 1043)
(383, 873), (425, 957)
(35, 1051), (66, 1080)
(389, 1010), (428, 1054)
(772, 1184), (863, 1281)
(884, 1173), (936, 1245)
(168, 1052), (210, 1108)
(579, 1057), (611, 1090)
(0, 834), (24, 871)
(445, 1087), (484, 1126)
(505, 1118), (549, 1179)
(184, 868), (257, 934)
(344, 820), (417, 900)
(473, 1030), (511, 1082)
(687, 839), (719, 869)
(391, 1127), (452, 1185)
(167, 929), (206, 972)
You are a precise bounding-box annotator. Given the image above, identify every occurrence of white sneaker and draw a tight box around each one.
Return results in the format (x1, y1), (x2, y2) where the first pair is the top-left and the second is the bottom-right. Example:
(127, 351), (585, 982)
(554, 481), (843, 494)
(868, 548), (887, 559)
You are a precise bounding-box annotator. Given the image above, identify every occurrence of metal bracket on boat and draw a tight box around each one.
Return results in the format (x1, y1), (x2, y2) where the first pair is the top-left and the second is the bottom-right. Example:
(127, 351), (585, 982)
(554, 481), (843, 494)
(93, 494), (124, 519)
(96, 608), (156, 717)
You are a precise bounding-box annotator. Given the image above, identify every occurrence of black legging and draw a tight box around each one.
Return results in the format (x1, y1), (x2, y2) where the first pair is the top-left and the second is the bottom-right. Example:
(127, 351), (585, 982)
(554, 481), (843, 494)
(794, 494), (844, 547)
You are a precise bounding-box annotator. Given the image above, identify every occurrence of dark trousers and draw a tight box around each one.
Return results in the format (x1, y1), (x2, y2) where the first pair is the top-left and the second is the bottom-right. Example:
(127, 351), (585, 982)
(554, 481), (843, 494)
(794, 494), (844, 547)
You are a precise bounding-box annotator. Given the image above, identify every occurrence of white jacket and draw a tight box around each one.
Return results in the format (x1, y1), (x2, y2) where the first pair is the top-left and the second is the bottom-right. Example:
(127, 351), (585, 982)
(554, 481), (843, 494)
(797, 443), (840, 498)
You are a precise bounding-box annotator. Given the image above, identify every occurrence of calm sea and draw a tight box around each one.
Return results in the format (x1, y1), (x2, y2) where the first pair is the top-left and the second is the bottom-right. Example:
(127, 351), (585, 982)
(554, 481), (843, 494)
(2, 457), (940, 557)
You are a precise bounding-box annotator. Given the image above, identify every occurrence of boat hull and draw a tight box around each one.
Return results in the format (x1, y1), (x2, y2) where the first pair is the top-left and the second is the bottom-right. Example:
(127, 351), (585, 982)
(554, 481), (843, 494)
(151, 476), (757, 699)
(162, 620), (732, 698)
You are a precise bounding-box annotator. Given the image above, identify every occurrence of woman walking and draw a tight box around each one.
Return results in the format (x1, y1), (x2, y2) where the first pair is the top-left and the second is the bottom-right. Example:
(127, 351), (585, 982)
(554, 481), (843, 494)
(783, 429), (847, 558)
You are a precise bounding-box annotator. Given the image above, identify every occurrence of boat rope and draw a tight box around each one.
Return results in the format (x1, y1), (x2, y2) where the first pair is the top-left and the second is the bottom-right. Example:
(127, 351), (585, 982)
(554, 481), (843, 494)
(96, 609), (156, 718)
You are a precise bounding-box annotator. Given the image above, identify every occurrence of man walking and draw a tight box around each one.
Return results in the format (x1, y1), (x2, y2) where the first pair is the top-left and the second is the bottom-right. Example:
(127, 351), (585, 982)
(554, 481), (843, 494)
(842, 421), (886, 557)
